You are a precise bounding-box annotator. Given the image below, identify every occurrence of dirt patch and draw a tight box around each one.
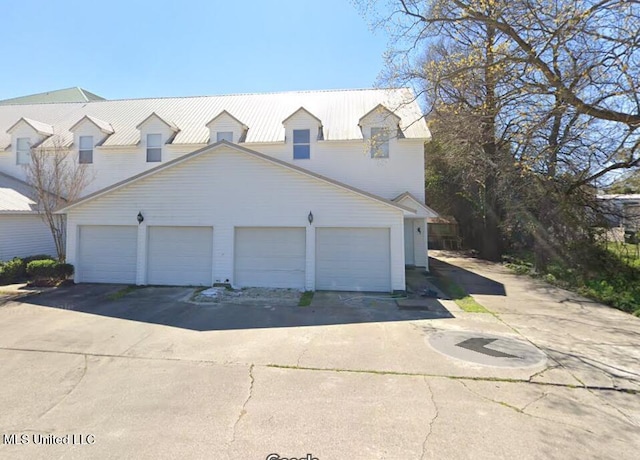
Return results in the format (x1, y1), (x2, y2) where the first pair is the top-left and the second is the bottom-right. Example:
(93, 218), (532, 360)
(192, 287), (302, 306)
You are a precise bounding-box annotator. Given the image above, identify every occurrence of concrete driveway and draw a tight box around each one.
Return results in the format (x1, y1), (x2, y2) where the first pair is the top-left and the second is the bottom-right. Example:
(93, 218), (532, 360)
(0, 255), (638, 459)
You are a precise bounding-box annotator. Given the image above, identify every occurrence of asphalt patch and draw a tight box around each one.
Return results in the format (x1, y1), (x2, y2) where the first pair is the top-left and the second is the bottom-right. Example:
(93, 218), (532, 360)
(428, 331), (547, 368)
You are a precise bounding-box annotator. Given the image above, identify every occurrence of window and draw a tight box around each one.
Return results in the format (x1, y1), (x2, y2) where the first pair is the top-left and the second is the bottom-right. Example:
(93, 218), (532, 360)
(370, 127), (389, 158)
(16, 137), (30, 165)
(146, 133), (162, 162)
(79, 136), (93, 164)
(216, 131), (233, 142)
(293, 129), (310, 159)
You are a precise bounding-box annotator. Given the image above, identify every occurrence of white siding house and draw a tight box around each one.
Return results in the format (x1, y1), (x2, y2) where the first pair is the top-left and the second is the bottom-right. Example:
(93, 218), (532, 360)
(1, 88), (432, 291)
(0, 172), (57, 261)
(61, 143), (410, 291)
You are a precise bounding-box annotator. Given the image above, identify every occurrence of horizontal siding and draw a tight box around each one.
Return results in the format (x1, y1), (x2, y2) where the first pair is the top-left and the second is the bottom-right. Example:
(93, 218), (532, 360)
(78, 139), (425, 202)
(66, 146), (405, 290)
(0, 214), (57, 261)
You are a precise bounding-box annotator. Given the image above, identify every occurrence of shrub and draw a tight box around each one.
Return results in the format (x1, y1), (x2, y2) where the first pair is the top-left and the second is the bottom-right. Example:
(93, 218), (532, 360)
(0, 258), (26, 284)
(57, 263), (74, 279)
(26, 260), (58, 279)
(22, 254), (55, 265)
(26, 260), (73, 281)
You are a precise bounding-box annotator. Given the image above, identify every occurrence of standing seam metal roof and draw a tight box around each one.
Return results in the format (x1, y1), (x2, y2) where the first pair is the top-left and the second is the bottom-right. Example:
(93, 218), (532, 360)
(0, 88), (429, 149)
(0, 172), (39, 212)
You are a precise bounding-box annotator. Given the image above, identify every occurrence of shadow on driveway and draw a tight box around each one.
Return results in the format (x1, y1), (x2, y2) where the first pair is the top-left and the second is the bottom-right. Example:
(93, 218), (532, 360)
(21, 283), (453, 332)
(430, 257), (507, 296)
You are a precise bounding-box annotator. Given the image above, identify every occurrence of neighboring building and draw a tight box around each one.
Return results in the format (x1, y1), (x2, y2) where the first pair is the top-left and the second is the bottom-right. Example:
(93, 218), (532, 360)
(0, 172), (57, 260)
(597, 194), (640, 229)
(0, 88), (431, 292)
(427, 215), (460, 250)
(0, 87), (105, 105)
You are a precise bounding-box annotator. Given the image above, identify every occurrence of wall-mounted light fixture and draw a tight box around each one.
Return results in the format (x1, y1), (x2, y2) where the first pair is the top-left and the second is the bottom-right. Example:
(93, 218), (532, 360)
(417, 227), (422, 234)
(308, 211), (314, 224)
(137, 212), (144, 224)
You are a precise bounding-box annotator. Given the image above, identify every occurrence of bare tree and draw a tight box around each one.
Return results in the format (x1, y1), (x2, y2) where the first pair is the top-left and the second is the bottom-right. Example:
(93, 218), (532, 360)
(357, 0), (640, 266)
(25, 135), (92, 262)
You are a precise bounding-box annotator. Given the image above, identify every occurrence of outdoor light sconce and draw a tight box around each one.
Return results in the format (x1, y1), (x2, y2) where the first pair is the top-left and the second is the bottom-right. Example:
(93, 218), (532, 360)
(417, 227), (422, 234)
(308, 211), (314, 224)
(137, 212), (144, 224)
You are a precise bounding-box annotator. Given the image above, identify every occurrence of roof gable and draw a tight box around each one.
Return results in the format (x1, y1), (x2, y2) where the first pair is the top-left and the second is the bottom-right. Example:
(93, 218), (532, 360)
(135, 112), (179, 132)
(206, 110), (248, 129)
(6, 117), (54, 136)
(59, 141), (413, 214)
(69, 115), (114, 135)
(393, 192), (439, 218)
(358, 104), (401, 126)
(0, 87), (105, 105)
(282, 107), (322, 126)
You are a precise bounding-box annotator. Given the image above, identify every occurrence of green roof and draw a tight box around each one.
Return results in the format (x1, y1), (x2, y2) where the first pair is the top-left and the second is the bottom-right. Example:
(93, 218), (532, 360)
(0, 87), (105, 105)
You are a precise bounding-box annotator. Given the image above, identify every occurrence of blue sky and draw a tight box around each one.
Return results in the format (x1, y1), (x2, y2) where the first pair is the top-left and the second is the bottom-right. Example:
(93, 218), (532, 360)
(0, 0), (388, 100)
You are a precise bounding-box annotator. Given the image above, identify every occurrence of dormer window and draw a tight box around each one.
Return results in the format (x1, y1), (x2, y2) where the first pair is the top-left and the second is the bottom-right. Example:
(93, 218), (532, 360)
(79, 136), (94, 164)
(370, 128), (389, 159)
(146, 134), (162, 162)
(206, 111), (248, 145)
(293, 129), (311, 159)
(16, 137), (31, 165)
(217, 131), (233, 142)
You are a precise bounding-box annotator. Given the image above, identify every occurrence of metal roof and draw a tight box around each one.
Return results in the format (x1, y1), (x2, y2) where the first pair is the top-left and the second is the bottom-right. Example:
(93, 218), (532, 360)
(0, 88), (429, 150)
(0, 172), (39, 213)
(0, 87), (105, 105)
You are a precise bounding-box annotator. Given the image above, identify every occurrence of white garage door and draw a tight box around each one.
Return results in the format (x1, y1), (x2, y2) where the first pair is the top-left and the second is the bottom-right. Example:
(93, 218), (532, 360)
(316, 227), (391, 292)
(78, 225), (137, 284)
(147, 226), (213, 286)
(234, 227), (306, 289)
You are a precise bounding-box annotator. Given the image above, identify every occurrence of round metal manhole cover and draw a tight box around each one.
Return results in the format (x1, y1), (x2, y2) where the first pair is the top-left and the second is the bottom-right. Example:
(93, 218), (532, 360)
(428, 331), (547, 368)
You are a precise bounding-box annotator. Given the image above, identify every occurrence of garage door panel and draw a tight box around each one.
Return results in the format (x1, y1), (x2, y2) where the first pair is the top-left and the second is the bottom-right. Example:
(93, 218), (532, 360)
(235, 227), (305, 289)
(316, 227), (390, 292)
(147, 226), (213, 286)
(78, 226), (137, 284)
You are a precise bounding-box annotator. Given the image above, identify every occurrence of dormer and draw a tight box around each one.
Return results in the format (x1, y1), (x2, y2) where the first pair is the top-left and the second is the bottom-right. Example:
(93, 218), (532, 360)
(136, 113), (179, 163)
(282, 107), (323, 160)
(69, 115), (114, 164)
(6, 117), (54, 165)
(358, 104), (402, 159)
(206, 110), (248, 144)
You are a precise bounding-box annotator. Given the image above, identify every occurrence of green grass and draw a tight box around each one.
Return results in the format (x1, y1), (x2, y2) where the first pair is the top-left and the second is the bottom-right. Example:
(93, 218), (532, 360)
(505, 245), (640, 316)
(605, 242), (640, 269)
(430, 276), (489, 313)
(298, 291), (314, 307)
(107, 285), (138, 301)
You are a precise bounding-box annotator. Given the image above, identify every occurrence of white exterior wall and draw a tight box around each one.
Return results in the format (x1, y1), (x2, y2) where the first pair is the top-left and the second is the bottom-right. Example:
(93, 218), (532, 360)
(1, 119), (425, 203)
(74, 138), (425, 201)
(0, 214), (57, 260)
(65, 146), (405, 291)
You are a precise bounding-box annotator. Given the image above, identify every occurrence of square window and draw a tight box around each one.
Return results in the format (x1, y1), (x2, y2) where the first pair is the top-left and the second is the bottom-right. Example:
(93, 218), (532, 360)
(293, 129), (310, 144)
(147, 133), (162, 162)
(370, 127), (389, 158)
(79, 135), (93, 164)
(217, 131), (233, 142)
(293, 144), (311, 159)
(293, 129), (310, 159)
(16, 137), (30, 165)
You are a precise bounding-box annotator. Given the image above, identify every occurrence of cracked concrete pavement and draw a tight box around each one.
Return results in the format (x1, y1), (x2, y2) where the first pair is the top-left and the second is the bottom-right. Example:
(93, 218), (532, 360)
(0, 254), (638, 459)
